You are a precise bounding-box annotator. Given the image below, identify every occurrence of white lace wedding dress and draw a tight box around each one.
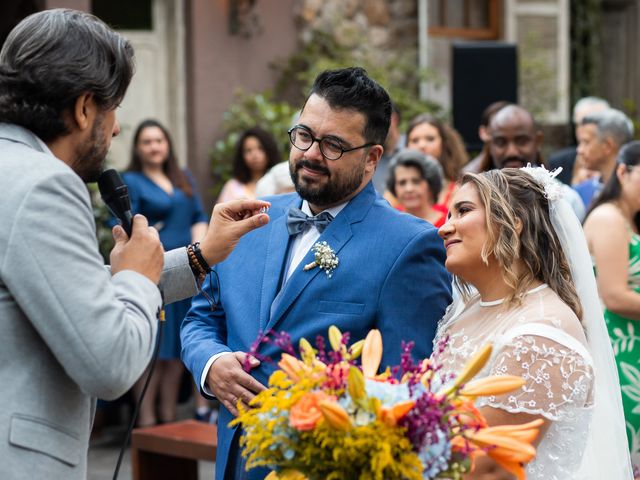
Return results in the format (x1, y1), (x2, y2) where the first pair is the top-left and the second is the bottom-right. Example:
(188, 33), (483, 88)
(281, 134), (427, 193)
(434, 284), (595, 479)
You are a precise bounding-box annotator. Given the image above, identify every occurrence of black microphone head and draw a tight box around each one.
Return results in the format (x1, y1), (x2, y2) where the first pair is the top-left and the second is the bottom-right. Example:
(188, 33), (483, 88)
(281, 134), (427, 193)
(98, 169), (133, 236)
(98, 169), (126, 201)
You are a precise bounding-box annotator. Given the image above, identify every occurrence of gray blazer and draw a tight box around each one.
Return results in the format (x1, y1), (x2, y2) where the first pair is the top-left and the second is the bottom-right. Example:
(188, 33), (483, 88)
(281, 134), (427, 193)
(0, 124), (198, 479)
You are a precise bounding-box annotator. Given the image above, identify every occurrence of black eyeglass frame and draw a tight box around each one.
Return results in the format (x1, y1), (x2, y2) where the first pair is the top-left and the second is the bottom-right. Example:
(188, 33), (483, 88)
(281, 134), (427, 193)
(287, 125), (376, 161)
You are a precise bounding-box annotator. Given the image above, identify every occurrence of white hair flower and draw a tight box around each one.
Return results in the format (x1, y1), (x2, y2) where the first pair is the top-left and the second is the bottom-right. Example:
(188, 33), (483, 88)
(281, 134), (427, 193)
(519, 164), (564, 202)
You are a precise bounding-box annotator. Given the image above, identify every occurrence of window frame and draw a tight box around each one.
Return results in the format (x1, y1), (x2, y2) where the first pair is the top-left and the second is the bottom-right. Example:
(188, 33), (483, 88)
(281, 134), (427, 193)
(428, 0), (501, 40)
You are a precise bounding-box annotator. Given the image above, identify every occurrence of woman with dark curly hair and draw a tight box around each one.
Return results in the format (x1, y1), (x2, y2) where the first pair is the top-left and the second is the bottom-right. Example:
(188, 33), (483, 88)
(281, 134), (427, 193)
(218, 127), (281, 202)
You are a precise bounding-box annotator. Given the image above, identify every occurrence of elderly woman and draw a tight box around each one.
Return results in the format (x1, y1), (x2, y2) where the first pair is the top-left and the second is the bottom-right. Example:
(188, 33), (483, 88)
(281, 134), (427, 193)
(386, 149), (447, 227)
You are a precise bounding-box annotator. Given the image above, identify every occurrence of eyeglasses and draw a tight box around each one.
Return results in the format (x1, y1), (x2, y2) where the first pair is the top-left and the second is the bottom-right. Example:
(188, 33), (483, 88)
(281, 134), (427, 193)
(288, 125), (375, 161)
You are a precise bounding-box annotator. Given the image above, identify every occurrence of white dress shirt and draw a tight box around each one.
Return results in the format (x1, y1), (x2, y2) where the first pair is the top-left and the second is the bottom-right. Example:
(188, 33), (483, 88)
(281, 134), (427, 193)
(200, 199), (348, 394)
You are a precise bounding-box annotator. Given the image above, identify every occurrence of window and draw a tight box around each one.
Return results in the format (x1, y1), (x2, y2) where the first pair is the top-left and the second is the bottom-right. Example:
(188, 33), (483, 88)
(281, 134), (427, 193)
(92, 0), (152, 30)
(429, 0), (500, 40)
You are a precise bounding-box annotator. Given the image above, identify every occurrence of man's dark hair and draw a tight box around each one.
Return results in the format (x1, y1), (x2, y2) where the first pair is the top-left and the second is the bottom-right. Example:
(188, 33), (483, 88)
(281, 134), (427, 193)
(0, 9), (134, 142)
(308, 67), (391, 146)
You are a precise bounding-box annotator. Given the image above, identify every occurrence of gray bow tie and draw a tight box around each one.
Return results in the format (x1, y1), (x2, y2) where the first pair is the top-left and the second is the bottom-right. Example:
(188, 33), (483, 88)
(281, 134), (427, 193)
(286, 207), (333, 235)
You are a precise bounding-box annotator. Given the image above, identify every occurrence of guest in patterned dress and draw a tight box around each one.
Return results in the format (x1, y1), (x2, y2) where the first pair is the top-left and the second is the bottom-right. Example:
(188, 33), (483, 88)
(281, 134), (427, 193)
(584, 141), (640, 468)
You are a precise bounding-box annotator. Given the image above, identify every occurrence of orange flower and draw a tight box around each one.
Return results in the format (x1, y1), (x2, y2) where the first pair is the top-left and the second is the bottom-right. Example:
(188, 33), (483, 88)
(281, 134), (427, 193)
(289, 391), (334, 431)
(465, 419), (545, 480)
(279, 353), (305, 382)
(376, 400), (415, 427)
(362, 329), (382, 378)
(318, 399), (351, 431)
(440, 344), (493, 396)
(459, 375), (525, 398)
(453, 400), (488, 430)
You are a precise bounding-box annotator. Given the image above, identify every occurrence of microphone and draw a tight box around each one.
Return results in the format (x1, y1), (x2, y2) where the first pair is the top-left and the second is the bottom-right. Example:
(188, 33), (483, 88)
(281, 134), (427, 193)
(98, 169), (133, 237)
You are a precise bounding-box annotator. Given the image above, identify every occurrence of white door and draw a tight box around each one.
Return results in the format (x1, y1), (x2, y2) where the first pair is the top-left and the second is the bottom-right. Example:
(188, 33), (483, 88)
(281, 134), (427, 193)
(106, 0), (186, 169)
(505, 0), (570, 124)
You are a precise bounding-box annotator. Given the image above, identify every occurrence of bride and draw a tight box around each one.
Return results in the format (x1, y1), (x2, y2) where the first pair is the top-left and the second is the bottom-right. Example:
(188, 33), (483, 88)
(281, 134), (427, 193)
(434, 167), (632, 479)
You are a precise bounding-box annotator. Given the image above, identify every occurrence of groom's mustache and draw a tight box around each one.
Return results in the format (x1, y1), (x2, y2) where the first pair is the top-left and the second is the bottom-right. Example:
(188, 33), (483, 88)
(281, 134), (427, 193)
(295, 160), (331, 177)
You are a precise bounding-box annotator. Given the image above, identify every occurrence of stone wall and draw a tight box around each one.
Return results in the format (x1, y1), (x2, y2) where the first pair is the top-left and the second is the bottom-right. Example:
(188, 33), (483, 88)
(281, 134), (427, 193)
(293, 0), (418, 65)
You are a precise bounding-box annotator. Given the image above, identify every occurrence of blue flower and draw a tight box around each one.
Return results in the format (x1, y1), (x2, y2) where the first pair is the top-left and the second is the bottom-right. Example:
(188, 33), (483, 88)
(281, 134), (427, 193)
(365, 379), (411, 407)
(418, 428), (452, 478)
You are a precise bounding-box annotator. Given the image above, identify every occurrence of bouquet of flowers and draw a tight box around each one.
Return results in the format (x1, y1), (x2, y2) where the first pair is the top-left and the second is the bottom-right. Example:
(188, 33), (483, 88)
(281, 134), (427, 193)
(232, 326), (543, 480)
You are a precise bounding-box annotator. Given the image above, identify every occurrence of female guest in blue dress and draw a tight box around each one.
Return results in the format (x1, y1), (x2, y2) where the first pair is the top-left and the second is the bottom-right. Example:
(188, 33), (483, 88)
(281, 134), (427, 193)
(124, 119), (209, 426)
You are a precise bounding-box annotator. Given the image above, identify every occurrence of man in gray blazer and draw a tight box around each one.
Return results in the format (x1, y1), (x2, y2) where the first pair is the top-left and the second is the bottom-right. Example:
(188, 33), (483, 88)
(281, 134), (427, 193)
(0, 9), (269, 479)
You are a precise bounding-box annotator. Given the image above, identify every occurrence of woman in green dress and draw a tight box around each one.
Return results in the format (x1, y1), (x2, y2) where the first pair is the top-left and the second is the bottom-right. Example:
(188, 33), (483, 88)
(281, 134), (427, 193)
(584, 140), (640, 469)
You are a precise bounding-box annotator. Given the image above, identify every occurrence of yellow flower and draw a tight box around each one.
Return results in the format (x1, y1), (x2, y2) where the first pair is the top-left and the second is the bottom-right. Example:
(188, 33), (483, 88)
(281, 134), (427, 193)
(265, 470), (307, 480)
(348, 339), (365, 359)
(440, 344), (492, 396)
(347, 366), (366, 401)
(319, 400), (351, 431)
(328, 325), (343, 351)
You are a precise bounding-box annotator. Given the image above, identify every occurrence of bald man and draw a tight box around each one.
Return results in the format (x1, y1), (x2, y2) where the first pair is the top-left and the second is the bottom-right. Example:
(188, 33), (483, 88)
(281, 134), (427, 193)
(478, 104), (586, 220)
(485, 104), (544, 169)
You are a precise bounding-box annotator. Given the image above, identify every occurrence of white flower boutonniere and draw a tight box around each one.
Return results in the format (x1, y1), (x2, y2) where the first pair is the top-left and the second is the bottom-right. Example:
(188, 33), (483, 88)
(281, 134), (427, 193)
(303, 241), (339, 278)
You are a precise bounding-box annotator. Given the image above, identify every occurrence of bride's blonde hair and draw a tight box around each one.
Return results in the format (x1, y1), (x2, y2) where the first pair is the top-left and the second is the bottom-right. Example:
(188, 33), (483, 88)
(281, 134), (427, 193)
(455, 169), (583, 319)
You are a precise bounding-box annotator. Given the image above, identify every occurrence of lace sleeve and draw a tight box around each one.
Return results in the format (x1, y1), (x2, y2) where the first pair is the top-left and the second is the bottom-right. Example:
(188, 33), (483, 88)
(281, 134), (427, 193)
(477, 325), (595, 422)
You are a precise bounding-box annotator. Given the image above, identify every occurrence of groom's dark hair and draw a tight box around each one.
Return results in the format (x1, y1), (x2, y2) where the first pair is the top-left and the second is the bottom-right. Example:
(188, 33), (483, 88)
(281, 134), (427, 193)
(306, 67), (391, 146)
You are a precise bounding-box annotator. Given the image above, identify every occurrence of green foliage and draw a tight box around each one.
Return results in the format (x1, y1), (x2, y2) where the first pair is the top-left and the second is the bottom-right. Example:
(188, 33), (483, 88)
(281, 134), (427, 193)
(88, 183), (115, 264)
(210, 91), (297, 198)
(570, 0), (603, 105)
(271, 29), (443, 129)
(518, 31), (559, 121)
(622, 98), (640, 140)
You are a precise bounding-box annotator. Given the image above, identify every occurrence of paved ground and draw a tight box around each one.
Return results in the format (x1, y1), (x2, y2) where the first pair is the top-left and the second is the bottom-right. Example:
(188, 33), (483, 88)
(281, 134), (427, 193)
(88, 401), (216, 480)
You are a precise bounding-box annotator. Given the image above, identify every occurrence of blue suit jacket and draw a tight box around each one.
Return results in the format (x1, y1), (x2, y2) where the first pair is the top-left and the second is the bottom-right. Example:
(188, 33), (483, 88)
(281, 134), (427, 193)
(181, 182), (452, 479)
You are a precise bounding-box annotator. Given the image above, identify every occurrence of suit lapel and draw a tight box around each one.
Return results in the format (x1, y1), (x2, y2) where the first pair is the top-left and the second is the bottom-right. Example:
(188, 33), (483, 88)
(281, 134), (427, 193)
(265, 182), (377, 333)
(258, 197), (300, 332)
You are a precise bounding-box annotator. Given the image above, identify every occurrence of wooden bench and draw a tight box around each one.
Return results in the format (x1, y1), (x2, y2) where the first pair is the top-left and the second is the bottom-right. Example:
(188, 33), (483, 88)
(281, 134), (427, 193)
(131, 419), (217, 480)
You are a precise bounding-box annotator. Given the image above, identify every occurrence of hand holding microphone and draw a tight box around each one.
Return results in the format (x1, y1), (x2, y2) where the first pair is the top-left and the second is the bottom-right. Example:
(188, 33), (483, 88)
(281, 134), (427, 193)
(99, 169), (164, 283)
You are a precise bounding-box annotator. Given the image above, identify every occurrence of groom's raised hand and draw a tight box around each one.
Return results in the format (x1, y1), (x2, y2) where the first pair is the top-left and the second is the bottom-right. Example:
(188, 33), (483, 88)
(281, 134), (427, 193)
(207, 352), (266, 416)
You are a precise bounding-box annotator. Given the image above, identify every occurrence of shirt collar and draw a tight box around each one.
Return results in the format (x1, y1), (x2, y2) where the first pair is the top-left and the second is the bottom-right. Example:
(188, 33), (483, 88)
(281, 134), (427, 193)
(301, 199), (348, 219)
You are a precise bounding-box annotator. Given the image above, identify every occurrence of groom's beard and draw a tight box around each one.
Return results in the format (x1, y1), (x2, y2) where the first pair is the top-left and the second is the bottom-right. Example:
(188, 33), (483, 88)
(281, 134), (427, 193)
(290, 158), (365, 207)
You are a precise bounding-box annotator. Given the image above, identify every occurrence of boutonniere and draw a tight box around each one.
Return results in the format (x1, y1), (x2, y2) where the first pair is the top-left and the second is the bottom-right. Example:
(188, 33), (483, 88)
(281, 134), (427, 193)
(303, 241), (339, 278)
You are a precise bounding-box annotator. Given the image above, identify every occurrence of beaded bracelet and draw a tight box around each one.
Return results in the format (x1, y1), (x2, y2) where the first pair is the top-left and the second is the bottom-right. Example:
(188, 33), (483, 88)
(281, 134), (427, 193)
(191, 242), (211, 273)
(187, 243), (208, 283)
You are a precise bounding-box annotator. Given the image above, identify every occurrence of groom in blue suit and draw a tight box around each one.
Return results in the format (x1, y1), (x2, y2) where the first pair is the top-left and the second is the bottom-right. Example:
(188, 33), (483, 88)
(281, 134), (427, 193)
(181, 67), (452, 479)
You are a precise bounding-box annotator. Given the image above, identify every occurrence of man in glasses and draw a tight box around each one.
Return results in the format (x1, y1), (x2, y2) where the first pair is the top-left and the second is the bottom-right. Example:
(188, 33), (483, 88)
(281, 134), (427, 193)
(181, 67), (452, 480)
